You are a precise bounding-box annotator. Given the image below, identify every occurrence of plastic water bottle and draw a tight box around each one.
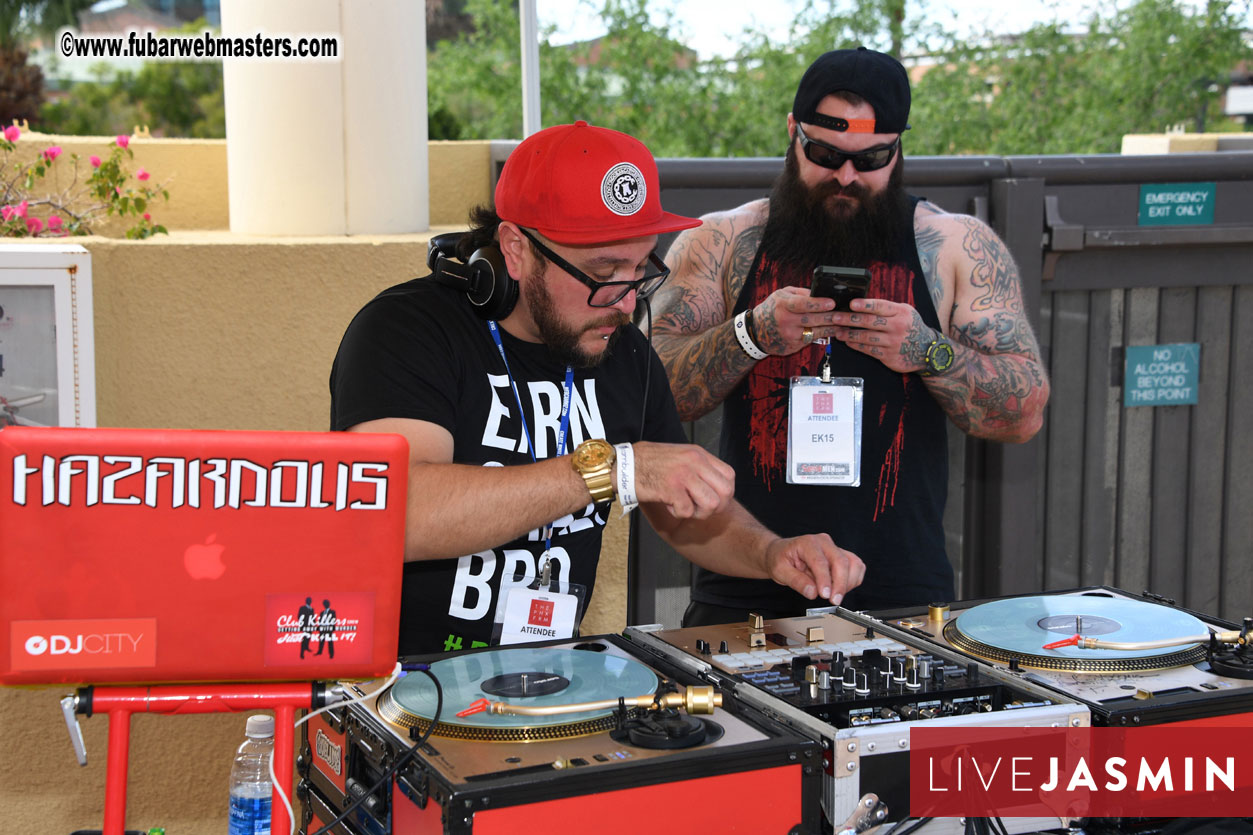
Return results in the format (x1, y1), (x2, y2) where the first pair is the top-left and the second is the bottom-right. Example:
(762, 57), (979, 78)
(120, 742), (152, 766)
(229, 714), (274, 835)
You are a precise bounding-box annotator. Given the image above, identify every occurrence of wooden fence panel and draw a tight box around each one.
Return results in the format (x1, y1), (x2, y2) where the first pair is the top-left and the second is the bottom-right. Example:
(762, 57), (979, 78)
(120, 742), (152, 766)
(1116, 288), (1159, 594)
(1186, 286), (1233, 614)
(1044, 290), (1092, 590)
(1221, 285), (1253, 617)
(1148, 287), (1197, 599)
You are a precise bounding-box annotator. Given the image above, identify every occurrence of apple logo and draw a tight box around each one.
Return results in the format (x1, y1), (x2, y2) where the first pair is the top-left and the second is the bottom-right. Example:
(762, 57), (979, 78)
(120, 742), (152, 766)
(184, 534), (226, 580)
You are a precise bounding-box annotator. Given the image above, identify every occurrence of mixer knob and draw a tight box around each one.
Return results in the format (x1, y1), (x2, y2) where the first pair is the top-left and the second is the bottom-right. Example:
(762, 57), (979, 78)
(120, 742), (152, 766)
(818, 670), (832, 690)
(842, 667), (857, 689)
(855, 672), (870, 695)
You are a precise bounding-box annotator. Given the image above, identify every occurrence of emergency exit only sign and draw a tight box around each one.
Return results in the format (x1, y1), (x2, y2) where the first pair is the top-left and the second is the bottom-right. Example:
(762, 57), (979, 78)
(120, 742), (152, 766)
(1138, 183), (1215, 225)
(1124, 343), (1200, 407)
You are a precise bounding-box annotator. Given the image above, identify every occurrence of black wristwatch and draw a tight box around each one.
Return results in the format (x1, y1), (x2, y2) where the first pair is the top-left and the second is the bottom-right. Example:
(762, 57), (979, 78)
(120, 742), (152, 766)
(919, 337), (955, 376)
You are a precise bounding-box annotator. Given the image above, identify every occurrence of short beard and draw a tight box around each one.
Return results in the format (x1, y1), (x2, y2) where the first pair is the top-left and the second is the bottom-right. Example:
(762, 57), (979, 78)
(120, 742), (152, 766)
(760, 141), (912, 272)
(525, 261), (629, 369)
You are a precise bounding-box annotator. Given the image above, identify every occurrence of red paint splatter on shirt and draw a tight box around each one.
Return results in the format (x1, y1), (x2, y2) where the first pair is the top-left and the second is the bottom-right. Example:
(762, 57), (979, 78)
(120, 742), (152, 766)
(743, 256), (920, 515)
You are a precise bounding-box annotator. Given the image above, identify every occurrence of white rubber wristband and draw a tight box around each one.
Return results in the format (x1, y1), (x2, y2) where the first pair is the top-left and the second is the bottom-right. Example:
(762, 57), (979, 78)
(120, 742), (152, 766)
(613, 442), (638, 515)
(733, 310), (768, 360)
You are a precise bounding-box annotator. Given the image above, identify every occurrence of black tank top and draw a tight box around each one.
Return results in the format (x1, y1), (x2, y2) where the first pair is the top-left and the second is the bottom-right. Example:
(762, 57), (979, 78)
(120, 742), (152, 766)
(693, 197), (955, 612)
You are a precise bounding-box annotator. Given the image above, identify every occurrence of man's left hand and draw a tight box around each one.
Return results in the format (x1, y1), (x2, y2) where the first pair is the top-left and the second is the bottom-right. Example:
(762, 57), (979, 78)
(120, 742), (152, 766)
(765, 534), (865, 605)
(831, 298), (937, 374)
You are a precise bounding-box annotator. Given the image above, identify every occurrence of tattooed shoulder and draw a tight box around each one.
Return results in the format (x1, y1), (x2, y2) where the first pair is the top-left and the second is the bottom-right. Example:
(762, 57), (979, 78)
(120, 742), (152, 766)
(721, 199), (767, 307)
(913, 205), (948, 312)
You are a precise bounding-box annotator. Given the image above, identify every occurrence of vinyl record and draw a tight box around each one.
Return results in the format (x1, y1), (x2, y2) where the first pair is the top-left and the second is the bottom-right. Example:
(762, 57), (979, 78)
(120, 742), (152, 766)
(947, 595), (1210, 672)
(377, 647), (659, 740)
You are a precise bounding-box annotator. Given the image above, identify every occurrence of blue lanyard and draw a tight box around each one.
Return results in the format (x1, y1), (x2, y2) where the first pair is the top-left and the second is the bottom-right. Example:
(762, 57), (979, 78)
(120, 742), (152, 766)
(487, 320), (574, 551)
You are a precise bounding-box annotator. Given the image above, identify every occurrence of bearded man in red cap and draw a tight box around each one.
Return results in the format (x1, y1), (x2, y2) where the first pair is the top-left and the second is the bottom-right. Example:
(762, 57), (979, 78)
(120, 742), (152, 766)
(331, 121), (864, 655)
(652, 49), (1051, 627)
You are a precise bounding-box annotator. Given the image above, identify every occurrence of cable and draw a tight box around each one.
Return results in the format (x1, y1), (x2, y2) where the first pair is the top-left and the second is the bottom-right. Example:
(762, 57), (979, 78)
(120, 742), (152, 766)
(889, 817), (935, 835)
(304, 667), (443, 835)
(639, 295), (652, 443)
(254, 662), (405, 835)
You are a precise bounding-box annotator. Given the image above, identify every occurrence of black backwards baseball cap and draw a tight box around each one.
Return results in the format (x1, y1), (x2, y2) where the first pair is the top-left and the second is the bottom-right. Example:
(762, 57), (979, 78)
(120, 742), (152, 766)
(792, 46), (912, 134)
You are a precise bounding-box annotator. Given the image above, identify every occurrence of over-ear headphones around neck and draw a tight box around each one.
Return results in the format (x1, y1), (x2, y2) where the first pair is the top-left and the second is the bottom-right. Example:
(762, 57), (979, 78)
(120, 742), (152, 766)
(427, 232), (518, 321)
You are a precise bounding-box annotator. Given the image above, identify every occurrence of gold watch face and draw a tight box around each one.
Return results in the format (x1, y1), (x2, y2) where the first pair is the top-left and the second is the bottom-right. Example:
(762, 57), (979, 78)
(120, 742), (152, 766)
(573, 439), (614, 470)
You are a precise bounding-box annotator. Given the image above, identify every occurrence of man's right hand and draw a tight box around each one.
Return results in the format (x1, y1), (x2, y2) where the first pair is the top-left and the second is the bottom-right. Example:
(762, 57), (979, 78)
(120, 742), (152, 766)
(751, 286), (837, 355)
(632, 441), (735, 520)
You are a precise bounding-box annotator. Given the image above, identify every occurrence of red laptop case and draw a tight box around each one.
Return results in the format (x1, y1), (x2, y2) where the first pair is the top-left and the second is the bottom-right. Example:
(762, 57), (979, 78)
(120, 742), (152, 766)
(0, 426), (408, 685)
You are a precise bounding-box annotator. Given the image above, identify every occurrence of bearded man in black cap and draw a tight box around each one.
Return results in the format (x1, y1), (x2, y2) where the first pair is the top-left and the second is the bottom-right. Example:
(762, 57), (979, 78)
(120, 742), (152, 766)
(652, 47), (1050, 626)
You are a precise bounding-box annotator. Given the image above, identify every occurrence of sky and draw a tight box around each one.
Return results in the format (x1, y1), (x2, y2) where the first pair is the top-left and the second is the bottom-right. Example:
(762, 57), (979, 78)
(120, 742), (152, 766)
(536, 0), (1249, 59)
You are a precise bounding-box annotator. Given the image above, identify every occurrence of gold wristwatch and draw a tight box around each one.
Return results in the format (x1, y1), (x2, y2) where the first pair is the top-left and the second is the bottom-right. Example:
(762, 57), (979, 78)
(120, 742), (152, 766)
(571, 439), (616, 504)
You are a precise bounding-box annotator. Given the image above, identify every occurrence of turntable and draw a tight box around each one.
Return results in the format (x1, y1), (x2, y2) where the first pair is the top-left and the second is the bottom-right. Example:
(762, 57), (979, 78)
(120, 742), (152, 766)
(298, 635), (824, 835)
(872, 587), (1253, 727)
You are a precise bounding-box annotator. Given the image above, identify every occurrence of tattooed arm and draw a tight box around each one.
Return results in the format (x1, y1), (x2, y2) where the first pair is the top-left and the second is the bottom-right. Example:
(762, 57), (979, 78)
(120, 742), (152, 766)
(924, 212), (1049, 441)
(831, 204), (1049, 443)
(652, 200), (837, 421)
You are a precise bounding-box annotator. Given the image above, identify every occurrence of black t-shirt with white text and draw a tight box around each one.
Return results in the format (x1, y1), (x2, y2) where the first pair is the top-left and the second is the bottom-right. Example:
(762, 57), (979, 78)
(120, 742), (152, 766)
(330, 277), (685, 656)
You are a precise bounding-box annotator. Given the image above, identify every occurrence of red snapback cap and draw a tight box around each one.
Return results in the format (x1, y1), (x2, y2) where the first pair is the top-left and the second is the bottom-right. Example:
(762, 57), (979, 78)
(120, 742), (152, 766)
(494, 121), (701, 245)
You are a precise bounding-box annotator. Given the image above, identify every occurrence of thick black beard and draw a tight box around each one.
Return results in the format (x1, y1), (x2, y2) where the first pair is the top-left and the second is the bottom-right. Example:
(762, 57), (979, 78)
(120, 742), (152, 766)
(525, 264), (627, 369)
(760, 142), (912, 273)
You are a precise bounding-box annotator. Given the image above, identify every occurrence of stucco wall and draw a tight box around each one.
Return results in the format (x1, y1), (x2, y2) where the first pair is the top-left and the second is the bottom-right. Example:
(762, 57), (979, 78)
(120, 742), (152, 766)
(0, 136), (630, 832)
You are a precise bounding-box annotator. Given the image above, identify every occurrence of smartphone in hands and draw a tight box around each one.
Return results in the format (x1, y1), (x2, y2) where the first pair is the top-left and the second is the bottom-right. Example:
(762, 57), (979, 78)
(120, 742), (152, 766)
(810, 266), (870, 312)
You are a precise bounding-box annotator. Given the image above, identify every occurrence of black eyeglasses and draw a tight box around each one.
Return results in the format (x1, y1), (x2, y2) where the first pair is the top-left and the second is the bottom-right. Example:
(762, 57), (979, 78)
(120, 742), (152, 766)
(519, 228), (671, 308)
(795, 123), (899, 172)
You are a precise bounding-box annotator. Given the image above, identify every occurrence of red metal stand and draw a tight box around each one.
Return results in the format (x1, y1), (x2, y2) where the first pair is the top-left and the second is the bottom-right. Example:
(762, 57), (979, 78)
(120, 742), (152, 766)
(80, 682), (321, 835)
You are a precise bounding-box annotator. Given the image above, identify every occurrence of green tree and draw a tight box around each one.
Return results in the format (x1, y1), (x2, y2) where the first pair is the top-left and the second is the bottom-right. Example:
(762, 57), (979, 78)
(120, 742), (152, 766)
(39, 20), (225, 137)
(0, 0), (96, 125)
(910, 0), (1251, 155)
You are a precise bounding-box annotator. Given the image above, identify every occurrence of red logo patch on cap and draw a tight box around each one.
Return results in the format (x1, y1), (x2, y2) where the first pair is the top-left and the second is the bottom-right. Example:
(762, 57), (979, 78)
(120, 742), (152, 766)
(600, 162), (646, 216)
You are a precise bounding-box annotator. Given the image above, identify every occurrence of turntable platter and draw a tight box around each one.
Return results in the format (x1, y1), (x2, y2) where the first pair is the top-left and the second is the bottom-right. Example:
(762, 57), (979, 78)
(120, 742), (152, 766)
(377, 647), (659, 741)
(945, 595), (1211, 672)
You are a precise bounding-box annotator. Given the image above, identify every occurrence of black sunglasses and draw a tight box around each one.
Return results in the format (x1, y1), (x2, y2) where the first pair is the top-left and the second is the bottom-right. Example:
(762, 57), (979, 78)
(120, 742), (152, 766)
(795, 123), (899, 172)
(519, 228), (671, 308)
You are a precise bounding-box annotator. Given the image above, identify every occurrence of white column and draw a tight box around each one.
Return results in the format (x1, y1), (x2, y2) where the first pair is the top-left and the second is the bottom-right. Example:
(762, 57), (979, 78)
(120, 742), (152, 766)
(221, 0), (428, 236)
(520, 0), (541, 138)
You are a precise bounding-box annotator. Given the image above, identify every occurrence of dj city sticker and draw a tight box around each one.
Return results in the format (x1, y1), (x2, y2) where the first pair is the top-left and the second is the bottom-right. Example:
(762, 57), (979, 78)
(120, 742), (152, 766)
(11, 618), (157, 671)
(265, 592), (375, 666)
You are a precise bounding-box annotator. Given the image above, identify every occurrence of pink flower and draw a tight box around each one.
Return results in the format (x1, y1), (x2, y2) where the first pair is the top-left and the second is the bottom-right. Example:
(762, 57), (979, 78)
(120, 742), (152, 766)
(26, 217), (42, 235)
(143, 213), (151, 221)
(89, 155), (101, 168)
(2, 126), (18, 142)
(42, 146), (62, 162)
(48, 216), (63, 231)
(0, 206), (13, 222)
(15, 200), (28, 218)
(136, 168), (150, 181)
(116, 135), (129, 148)
(115, 187), (122, 195)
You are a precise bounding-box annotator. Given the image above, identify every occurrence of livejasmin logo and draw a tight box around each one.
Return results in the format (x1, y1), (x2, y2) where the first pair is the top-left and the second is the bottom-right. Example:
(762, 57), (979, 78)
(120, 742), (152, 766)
(910, 726), (1253, 818)
(24, 631), (146, 656)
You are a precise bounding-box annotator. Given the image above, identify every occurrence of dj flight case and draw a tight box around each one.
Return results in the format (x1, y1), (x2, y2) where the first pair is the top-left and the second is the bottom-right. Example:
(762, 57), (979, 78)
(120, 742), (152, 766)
(298, 633), (825, 835)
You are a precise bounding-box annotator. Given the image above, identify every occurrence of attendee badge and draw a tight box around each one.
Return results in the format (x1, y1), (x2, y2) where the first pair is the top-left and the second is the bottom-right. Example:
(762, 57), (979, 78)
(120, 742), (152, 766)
(497, 557), (584, 645)
(499, 587), (579, 645)
(786, 376), (863, 486)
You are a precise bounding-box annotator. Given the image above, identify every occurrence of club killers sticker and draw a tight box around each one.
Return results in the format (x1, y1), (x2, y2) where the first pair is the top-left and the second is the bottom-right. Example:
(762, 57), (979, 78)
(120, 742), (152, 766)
(265, 592), (375, 666)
